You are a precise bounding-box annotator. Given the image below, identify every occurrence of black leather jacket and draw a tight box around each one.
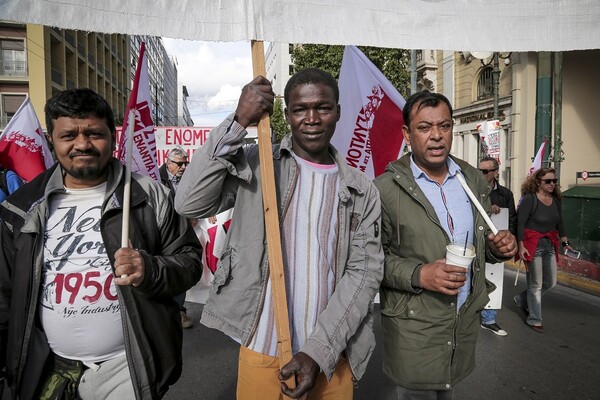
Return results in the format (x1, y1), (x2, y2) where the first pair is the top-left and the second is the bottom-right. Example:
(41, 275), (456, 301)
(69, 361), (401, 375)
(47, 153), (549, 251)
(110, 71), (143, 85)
(489, 181), (517, 235)
(0, 159), (202, 399)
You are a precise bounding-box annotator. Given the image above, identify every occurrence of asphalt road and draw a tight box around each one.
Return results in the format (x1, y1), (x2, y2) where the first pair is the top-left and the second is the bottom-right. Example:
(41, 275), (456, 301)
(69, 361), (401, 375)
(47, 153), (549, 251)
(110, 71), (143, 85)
(166, 268), (600, 400)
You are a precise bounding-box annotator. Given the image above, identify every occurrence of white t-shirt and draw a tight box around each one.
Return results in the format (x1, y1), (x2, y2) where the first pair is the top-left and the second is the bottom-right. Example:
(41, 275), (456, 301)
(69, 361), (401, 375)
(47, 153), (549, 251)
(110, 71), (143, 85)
(40, 182), (125, 363)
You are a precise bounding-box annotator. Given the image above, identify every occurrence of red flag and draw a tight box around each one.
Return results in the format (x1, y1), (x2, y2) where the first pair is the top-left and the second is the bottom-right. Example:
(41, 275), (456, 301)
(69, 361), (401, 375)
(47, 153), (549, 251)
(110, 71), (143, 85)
(117, 42), (160, 180)
(528, 140), (546, 176)
(0, 97), (54, 181)
(332, 46), (406, 179)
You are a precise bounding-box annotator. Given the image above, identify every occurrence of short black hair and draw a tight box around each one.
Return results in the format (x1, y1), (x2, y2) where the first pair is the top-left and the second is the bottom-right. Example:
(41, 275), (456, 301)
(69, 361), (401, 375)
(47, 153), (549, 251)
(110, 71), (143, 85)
(284, 68), (339, 106)
(44, 88), (116, 136)
(480, 156), (499, 169)
(402, 90), (453, 128)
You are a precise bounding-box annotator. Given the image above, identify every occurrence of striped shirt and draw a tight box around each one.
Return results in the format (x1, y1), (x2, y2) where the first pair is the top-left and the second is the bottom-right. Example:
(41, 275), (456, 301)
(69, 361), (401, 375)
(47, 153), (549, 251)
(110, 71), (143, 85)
(248, 153), (340, 355)
(410, 156), (474, 309)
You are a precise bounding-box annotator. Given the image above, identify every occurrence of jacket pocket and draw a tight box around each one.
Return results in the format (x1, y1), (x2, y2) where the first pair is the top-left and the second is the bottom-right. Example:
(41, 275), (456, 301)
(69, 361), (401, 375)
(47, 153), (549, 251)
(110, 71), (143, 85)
(380, 291), (411, 318)
(211, 248), (232, 294)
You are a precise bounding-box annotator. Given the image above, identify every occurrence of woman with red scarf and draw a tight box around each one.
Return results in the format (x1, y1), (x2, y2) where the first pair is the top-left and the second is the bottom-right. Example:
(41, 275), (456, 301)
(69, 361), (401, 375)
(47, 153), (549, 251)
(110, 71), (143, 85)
(514, 168), (572, 333)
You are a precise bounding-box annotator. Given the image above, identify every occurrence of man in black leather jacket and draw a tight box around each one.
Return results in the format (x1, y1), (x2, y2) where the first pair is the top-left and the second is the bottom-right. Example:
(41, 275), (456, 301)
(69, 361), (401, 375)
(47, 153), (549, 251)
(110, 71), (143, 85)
(478, 156), (517, 336)
(0, 88), (202, 399)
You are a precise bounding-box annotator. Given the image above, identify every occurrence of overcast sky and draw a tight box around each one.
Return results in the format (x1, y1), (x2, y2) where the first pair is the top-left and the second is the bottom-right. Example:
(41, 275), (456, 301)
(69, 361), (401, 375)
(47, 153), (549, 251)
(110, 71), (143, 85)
(163, 38), (254, 126)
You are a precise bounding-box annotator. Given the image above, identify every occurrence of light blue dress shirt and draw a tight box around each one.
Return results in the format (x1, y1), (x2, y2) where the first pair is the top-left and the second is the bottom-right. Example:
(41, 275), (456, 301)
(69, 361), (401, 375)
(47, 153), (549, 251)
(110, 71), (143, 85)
(410, 156), (474, 309)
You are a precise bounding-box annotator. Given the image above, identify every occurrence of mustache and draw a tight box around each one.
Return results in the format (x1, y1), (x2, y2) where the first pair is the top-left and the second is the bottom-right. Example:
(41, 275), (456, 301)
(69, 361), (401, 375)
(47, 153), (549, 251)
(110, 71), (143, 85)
(69, 150), (100, 158)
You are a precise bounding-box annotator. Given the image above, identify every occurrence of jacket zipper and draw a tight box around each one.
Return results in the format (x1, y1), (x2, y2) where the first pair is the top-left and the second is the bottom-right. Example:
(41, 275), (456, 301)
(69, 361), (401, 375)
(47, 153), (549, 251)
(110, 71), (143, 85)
(16, 233), (42, 391)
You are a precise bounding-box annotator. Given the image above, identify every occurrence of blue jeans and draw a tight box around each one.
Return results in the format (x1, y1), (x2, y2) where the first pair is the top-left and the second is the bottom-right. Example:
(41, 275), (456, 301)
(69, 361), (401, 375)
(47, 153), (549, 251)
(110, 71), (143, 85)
(480, 309), (497, 325)
(515, 238), (557, 325)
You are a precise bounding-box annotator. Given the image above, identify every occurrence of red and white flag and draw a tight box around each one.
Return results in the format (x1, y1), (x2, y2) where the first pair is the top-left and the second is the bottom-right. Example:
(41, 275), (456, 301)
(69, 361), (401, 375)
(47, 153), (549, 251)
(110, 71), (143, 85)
(332, 46), (406, 179)
(117, 42), (159, 180)
(0, 97), (54, 182)
(528, 140), (546, 176)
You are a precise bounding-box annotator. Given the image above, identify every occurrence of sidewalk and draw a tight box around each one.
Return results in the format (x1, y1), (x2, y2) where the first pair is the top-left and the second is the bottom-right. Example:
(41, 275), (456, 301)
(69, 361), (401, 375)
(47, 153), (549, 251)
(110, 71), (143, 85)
(506, 255), (600, 296)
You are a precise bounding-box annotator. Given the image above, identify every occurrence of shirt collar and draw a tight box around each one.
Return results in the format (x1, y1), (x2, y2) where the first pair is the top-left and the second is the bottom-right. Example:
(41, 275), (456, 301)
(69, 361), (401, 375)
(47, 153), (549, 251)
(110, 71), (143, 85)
(167, 169), (179, 183)
(409, 155), (462, 183)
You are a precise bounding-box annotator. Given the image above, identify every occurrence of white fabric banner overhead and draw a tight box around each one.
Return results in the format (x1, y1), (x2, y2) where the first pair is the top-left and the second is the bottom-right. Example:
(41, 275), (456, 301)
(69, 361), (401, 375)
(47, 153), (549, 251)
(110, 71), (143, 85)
(2, 0), (600, 51)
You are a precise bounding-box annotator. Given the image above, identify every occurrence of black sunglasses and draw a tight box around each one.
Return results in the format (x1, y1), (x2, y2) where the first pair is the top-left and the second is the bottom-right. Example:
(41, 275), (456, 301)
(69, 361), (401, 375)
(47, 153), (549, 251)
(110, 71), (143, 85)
(479, 168), (498, 174)
(169, 160), (189, 167)
(541, 178), (558, 184)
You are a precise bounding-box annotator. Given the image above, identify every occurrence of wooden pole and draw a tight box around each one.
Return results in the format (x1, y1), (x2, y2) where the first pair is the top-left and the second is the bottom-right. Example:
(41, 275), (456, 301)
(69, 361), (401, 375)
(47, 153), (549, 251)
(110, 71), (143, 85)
(250, 40), (295, 393)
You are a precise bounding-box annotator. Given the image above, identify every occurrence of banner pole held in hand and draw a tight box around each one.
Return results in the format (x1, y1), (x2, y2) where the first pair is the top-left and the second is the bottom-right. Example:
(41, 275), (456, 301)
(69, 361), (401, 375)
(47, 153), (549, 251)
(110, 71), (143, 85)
(250, 40), (294, 396)
(120, 108), (135, 278)
(121, 110), (135, 249)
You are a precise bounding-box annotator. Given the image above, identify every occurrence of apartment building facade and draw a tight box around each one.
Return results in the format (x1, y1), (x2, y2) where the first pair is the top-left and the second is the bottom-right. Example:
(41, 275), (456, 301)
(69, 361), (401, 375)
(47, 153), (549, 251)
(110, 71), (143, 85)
(265, 42), (293, 97)
(0, 22), (130, 130)
(416, 49), (600, 194)
(1, 23), (190, 133)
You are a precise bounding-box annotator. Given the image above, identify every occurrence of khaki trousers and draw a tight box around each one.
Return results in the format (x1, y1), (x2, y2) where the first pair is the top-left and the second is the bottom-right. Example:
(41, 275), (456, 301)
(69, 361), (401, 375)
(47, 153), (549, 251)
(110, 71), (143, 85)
(237, 346), (354, 400)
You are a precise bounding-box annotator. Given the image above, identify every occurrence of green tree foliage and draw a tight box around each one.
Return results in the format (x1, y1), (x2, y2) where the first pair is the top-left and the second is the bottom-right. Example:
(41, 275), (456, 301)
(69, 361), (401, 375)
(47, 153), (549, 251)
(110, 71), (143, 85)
(290, 44), (411, 98)
(271, 98), (290, 142)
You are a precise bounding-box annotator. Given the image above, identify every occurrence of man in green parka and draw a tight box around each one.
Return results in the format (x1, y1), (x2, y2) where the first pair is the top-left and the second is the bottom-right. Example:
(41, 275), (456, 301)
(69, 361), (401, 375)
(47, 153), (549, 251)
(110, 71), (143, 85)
(374, 91), (517, 399)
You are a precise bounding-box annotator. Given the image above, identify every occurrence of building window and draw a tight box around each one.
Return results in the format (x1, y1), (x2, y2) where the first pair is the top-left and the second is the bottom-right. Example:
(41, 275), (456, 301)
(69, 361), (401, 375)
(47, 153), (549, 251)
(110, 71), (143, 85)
(289, 65), (294, 76)
(0, 39), (27, 77)
(1, 94), (27, 128)
(477, 66), (493, 100)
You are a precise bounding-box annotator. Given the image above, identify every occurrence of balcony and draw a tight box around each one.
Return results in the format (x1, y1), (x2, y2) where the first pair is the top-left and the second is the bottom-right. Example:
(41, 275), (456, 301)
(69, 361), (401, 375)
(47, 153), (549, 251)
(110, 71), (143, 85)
(51, 67), (63, 85)
(65, 31), (75, 48)
(0, 60), (27, 77)
(78, 43), (85, 58)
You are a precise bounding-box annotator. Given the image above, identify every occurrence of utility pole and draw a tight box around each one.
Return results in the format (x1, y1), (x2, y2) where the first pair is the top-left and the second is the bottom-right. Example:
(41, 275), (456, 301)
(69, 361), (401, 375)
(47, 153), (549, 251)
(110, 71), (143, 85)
(553, 52), (564, 178)
(410, 50), (417, 94)
(492, 52), (500, 120)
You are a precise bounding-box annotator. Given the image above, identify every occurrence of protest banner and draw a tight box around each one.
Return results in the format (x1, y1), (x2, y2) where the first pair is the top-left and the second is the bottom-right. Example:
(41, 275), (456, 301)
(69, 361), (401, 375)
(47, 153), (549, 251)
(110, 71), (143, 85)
(477, 119), (501, 162)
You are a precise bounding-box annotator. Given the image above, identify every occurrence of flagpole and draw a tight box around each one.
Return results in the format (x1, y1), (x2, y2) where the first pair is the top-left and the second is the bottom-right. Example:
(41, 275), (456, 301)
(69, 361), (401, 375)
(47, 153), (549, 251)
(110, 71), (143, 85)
(250, 40), (294, 396)
(121, 110), (135, 249)
(456, 172), (499, 235)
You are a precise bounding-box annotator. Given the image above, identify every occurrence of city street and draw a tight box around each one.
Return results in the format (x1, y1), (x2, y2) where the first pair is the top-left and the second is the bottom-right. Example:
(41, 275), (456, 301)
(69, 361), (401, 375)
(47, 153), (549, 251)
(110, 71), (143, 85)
(166, 268), (600, 400)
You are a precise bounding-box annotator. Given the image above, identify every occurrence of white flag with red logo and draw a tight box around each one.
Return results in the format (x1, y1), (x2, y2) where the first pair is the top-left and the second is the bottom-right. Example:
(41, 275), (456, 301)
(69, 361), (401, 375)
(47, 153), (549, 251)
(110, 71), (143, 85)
(0, 97), (54, 182)
(528, 140), (546, 176)
(187, 209), (234, 304)
(117, 42), (159, 180)
(332, 45), (406, 179)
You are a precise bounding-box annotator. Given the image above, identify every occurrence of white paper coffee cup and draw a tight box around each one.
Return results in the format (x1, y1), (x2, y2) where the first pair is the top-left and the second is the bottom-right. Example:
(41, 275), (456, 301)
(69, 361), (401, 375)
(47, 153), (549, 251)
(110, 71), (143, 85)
(445, 243), (476, 269)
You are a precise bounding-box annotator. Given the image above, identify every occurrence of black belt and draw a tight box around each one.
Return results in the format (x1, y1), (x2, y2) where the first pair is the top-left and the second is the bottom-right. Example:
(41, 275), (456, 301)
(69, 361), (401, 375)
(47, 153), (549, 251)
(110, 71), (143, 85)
(53, 353), (107, 370)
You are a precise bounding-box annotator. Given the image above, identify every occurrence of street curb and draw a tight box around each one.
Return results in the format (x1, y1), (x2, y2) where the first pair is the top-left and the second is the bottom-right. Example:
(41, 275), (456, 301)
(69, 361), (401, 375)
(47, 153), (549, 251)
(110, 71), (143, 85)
(505, 260), (600, 297)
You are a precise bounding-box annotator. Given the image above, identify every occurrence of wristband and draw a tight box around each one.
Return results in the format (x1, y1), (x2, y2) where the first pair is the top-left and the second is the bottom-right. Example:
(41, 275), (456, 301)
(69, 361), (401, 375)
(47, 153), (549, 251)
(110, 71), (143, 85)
(562, 241), (569, 247)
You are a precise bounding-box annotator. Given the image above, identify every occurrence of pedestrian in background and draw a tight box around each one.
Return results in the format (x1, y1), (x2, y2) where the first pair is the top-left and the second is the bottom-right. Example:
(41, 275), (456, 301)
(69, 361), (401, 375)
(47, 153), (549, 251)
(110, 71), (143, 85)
(478, 156), (517, 337)
(159, 146), (194, 328)
(175, 68), (384, 399)
(514, 167), (572, 333)
(375, 90), (517, 399)
(0, 88), (202, 399)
